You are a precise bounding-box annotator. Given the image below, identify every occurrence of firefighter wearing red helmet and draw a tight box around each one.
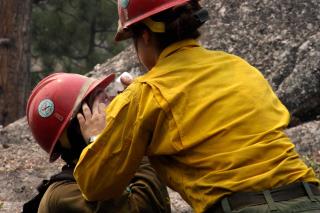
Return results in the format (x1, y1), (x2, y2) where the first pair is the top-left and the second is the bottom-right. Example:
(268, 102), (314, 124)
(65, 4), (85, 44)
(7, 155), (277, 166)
(74, 0), (320, 212)
(26, 72), (115, 161)
(24, 73), (171, 213)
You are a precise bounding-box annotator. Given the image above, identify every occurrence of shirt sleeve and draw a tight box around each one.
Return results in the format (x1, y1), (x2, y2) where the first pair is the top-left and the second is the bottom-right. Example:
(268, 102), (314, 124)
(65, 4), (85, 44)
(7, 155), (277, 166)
(74, 82), (163, 201)
(126, 157), (171, 212)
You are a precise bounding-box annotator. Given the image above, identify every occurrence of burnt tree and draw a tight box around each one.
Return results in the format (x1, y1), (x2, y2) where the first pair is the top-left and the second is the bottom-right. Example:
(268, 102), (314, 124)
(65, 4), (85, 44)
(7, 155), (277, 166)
(0, 0), (32, 126)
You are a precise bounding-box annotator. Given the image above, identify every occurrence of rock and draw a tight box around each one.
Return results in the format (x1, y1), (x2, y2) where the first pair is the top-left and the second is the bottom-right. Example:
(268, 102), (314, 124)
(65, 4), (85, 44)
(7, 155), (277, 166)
(277, 33), (320, 125)
(286, 120), (320, 163)
(200, 0), (320, 126)
(86, 45), (140, 78)
(168, 188), (192, 213)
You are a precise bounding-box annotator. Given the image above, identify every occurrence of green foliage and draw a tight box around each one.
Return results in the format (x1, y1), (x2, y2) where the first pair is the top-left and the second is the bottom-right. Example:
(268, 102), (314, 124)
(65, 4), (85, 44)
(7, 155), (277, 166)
(31, 0), (125, 85)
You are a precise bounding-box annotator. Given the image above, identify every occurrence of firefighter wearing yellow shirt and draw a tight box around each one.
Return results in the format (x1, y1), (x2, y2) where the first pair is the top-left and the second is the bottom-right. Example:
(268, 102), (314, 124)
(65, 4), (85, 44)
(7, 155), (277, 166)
(25, 73), (171, 213)
(74, 0), (320, 212)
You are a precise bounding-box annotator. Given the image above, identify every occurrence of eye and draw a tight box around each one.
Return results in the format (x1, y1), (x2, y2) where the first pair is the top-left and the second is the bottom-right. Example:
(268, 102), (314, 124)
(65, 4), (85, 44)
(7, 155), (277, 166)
(94, 91), (108, 102)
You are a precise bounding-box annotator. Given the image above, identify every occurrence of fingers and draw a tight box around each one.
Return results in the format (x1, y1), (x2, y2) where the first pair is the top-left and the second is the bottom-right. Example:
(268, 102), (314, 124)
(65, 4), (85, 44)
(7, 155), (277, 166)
(82, 103), (92, 119)
(120, 75), (133, 86)
(76, 102), (106, 143)
(92, 95), (100, 114)
(98, 102), (107, 114)
(77, 113), (85, 130)
(120, 72), (133, 87)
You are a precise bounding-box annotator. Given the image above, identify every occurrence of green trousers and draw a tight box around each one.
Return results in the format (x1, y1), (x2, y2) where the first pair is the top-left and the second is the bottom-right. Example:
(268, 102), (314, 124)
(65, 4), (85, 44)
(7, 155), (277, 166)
(36, 157), (171, 213)
(225, 196), (320, 213)
(218, 184), (320, 213)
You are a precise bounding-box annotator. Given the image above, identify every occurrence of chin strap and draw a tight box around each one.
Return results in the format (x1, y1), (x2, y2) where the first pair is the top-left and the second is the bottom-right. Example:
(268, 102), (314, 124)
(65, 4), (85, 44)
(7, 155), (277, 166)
(142, 18), (166, 33)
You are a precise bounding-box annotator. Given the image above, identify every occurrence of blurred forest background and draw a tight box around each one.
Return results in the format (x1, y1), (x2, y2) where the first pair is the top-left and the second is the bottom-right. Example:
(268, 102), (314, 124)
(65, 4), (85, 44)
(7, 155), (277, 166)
(0, 0), (125, 126)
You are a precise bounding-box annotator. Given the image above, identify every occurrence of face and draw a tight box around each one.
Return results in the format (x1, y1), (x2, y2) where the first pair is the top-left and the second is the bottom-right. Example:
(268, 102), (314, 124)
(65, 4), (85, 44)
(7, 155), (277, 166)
(133, 30), (159, 71)
(87, 88), (111, 109)
(57, 85), (110, 159)
(134, 36), (150, 70)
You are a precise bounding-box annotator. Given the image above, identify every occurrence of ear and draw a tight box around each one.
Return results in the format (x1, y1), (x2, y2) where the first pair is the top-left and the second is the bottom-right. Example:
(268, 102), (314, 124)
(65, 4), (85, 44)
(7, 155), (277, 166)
(141, 29), (151, 45)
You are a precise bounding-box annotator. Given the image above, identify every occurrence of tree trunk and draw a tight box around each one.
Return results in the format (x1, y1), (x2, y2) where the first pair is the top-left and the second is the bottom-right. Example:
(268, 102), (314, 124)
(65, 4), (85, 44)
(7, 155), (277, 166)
(0, 0), (32, 126)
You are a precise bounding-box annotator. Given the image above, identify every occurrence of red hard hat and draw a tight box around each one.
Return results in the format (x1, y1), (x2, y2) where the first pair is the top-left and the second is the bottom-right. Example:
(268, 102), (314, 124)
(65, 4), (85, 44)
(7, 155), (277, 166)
(26, 72), (115, 162)
(115, 0), (190, 41)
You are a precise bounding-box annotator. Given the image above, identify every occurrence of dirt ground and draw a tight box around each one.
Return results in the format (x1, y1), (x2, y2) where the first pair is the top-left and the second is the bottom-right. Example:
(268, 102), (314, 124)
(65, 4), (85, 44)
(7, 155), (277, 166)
(0, 119), (192, 212)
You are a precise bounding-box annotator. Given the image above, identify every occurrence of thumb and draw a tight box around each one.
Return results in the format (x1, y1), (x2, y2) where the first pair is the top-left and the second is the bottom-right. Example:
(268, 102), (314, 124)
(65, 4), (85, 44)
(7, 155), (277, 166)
(120, 73), (133, 86)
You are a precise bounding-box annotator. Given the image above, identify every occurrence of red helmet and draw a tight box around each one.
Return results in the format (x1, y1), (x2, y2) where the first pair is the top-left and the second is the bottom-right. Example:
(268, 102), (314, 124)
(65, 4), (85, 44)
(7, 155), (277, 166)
(26, 72), (115, 162)
(115, 0), (190, 41)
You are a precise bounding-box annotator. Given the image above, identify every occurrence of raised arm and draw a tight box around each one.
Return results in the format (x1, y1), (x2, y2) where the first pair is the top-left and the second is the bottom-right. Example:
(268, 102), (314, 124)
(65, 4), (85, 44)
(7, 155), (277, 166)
(126, 157), (171, 212)
(74, 83), (162, 201)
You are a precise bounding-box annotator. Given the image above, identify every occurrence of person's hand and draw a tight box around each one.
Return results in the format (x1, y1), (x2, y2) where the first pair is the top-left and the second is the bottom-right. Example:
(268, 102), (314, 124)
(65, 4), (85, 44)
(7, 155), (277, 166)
(108, 72), (134, 99)
(77, 95), (107, 143)
(120, 73), (133, 87)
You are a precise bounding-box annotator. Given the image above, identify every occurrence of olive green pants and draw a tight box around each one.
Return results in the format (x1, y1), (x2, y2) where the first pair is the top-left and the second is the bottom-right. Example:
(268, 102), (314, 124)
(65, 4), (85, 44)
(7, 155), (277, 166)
(223, 196), (320, 213)
(219, 186), (320, 213)
(208, 182), (320, 213)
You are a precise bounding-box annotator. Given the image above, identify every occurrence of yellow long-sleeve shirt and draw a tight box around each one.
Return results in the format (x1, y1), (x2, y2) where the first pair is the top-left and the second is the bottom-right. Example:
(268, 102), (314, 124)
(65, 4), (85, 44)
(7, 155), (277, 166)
(74, 39), (319, 213)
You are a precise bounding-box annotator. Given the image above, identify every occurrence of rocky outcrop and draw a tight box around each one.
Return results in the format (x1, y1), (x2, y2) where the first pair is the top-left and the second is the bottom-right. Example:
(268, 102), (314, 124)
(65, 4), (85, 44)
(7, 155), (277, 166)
(277, 33), (320, 125)
(286, 120), (320, 166)
(200, 0), (320, 126)
(1, 0), (319, 212)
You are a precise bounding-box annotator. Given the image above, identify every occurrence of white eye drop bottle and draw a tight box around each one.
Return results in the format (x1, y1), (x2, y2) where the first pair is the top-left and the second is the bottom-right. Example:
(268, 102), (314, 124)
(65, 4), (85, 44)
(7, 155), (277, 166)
(107, 72), (133, 98)
(114, 72), (133, 92)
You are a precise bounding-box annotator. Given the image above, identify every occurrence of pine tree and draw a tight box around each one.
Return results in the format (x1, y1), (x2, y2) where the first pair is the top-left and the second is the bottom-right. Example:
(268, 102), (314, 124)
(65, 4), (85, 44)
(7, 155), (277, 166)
(31, 0), (124, 85)
(0, 0), (32, 125)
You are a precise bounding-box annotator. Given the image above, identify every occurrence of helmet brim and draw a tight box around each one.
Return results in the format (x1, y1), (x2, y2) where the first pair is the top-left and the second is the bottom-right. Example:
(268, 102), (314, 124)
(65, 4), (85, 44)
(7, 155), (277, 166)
(115, 0), (190, 42)
(115, 27), (133, 42)
(84, 73), (116, 99)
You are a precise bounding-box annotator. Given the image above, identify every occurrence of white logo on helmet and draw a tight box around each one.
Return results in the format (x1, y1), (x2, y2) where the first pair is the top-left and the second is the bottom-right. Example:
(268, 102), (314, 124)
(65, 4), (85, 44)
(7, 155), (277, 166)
(121, 0), (129, 8)
(38, 99), (55, 118)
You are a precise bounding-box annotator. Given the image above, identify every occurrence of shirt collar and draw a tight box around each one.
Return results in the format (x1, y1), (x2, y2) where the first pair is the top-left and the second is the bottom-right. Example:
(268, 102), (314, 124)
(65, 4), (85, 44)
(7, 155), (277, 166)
(158, 39), (200, 61)
(138, 39), (200, 80)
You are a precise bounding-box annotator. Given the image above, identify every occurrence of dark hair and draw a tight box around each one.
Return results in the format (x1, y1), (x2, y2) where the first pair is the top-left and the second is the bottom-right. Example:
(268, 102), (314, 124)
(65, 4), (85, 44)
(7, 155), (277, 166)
(131, 1), (207, 51)
(59, 118), (87, 164)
